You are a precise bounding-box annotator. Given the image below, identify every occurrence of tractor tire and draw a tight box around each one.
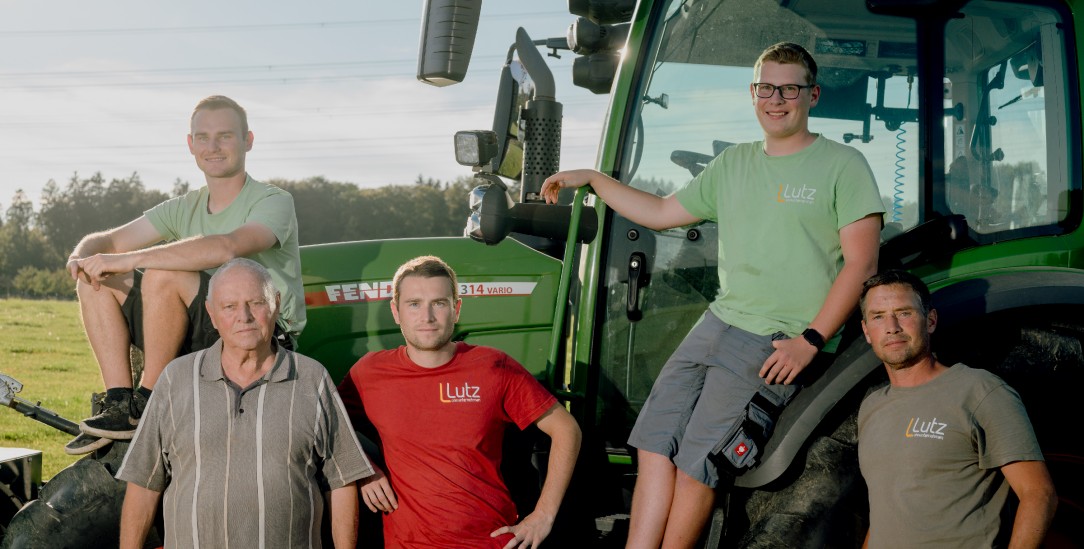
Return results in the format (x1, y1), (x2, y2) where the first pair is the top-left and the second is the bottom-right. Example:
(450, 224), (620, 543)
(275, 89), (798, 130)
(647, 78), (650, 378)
(0, 441), (160, 549)
(723, 397), (869, 549)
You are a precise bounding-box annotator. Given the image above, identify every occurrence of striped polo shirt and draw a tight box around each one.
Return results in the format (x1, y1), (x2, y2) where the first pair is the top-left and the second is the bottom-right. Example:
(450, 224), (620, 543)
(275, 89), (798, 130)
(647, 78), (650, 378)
(117, 341), (373, 548)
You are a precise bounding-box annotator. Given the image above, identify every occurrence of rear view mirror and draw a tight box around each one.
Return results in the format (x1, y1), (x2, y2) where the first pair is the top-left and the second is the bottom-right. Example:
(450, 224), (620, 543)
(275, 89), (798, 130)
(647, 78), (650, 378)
(467, 176), (598, 246)
(417, 0), (482, 86)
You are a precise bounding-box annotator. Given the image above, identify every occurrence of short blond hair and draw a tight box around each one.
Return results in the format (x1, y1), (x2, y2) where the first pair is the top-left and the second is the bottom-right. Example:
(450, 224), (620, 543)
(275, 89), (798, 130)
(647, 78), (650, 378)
(192, 95), (249, 134)
(754, 42), (818, 85)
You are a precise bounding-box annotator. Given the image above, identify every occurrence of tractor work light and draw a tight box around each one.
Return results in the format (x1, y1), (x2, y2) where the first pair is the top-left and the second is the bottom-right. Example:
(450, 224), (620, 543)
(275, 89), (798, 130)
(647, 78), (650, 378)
(454, 130), (499, 168)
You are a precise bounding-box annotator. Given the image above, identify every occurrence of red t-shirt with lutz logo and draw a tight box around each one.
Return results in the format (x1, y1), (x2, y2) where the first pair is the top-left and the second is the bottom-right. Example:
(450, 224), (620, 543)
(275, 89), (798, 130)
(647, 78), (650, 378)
(338, 342), (557, 548)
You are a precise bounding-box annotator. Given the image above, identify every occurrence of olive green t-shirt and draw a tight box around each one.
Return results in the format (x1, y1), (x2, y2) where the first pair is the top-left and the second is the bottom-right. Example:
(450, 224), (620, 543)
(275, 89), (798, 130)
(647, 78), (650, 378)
(145, 175), (306, 334)
(858, 364), (1044, 548)
(675, 135), (884, 350)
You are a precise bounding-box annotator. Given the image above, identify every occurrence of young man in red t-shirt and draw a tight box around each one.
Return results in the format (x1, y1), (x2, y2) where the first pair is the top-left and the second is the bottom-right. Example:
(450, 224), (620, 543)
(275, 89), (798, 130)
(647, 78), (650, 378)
(337, 255), (581, 548)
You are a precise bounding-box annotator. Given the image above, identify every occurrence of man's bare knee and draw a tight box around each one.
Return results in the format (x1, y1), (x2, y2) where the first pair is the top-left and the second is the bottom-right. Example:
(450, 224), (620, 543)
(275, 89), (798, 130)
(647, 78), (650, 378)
(142, 269), (201, 303)
(75, 272), (133, 305)
(75, 279), (99, 301)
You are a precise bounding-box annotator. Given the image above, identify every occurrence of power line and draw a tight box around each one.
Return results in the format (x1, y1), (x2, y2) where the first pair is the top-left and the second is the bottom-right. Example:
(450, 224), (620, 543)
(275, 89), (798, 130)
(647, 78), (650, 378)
(0, 71), (462, 90)
(0, 52), (576, 90)
(0, 55), (512, 79)
(0, 61), (413, 78)
(0, 13), (558, 37)
(0, 125), (605, 155)
(0, 96), (604, 128)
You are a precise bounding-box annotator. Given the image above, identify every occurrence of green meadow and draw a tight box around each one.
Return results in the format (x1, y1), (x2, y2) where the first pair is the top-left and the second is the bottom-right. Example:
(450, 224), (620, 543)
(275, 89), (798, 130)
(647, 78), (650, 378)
(0, 299), (101, 480)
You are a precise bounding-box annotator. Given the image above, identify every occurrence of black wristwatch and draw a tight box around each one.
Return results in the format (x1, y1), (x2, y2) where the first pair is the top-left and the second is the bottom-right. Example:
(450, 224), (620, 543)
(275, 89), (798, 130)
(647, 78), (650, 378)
(802, 328), (826, 351)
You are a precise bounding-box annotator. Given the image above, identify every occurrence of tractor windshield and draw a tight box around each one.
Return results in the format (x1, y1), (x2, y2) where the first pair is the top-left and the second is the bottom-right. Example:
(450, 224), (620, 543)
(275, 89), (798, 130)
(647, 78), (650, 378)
(619, 0), (1075, 240)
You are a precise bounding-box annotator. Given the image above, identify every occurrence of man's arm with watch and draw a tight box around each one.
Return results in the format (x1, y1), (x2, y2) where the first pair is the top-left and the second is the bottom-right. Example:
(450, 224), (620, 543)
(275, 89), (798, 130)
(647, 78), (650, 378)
(758, 214), (882, 385)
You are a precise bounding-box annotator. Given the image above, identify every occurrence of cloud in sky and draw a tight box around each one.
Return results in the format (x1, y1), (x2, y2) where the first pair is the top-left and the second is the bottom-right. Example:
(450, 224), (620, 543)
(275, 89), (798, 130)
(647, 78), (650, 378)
(0, 0), (608, 206)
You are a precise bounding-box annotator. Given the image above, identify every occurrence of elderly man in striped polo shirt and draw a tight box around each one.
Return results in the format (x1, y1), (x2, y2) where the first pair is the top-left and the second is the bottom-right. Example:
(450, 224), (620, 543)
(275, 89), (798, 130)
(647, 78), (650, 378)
(116, 258), (374, 548)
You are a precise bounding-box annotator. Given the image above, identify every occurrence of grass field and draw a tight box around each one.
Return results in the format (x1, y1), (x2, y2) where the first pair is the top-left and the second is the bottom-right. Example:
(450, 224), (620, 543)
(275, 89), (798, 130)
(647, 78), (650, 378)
(0, 298), (101, 480)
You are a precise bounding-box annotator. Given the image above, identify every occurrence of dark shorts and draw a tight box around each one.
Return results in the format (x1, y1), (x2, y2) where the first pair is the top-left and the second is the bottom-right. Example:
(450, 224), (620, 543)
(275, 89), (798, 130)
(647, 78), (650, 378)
(626, 312), (799, 488)
(121, 270), (218, 354)
(121, 270), (296, 353)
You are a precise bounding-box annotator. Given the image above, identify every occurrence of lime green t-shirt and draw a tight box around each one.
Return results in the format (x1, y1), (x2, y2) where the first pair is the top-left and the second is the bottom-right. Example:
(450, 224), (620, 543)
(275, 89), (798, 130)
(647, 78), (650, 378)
(144, 175), (306, 334)
(675, 135), (884, 350)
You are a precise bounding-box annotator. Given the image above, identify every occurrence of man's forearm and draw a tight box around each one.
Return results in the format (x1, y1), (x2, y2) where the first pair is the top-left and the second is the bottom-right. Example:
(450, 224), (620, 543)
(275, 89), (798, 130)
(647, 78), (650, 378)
(586, 174), (664, 227)
(71, 231), (117, 259)
(329, 483), (359, 548)
(72, 236), (228, 281)
(76, 217), (278, 276)
(534, 412), (582, 519)
(592, 177), (700, 230)
(122, 235), (237, 272)
(117, 225), (274, 273)
(119, 483), (161, 549)
(1007, 490), (1057, 548)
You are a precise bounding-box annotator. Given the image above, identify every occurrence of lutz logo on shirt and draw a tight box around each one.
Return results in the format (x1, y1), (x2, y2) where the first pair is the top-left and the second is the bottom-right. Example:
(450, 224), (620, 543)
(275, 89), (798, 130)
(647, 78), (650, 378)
(439, 382), (481, 403)
(777, 183), (817, 204)
(904, 417), (947, 440)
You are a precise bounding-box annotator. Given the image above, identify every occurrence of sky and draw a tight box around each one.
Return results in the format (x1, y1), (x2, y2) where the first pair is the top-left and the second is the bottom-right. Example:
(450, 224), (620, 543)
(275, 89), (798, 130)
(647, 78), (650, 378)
(0, 1), (609, 208)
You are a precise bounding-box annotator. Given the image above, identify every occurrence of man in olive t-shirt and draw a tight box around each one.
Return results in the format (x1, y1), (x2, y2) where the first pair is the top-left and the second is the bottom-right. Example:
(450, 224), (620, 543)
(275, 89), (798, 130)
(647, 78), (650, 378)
(64, 95), (304, 455)
(857, 270), (1056, 548)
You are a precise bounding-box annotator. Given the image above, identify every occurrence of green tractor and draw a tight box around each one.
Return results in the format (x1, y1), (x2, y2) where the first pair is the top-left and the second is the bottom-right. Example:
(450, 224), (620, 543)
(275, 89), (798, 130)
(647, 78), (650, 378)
(5, 0), (1084, 546)
(406, 0), (1084, 545)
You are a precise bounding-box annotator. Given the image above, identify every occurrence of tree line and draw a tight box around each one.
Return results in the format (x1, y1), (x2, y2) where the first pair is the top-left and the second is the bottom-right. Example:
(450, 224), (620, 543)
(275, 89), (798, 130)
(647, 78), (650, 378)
(0, 172), (481, 299)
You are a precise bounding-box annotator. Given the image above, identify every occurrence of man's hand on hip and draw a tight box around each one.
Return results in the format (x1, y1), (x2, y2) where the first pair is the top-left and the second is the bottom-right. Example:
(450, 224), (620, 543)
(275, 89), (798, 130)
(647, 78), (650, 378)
(492, 509), (555, 549)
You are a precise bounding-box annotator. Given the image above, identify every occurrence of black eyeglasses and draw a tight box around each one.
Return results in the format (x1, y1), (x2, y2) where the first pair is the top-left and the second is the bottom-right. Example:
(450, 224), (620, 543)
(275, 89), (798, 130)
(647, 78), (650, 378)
(752, 83), (814, 100)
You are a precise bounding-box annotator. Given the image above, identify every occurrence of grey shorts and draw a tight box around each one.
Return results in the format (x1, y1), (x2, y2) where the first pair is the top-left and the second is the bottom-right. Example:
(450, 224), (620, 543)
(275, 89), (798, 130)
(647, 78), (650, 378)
(627, 312), (799, 487)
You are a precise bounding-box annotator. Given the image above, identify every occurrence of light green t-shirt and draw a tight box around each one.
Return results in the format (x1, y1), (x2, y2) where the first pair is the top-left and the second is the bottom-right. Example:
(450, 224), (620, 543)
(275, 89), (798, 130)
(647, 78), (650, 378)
(144, 175), (306, 334)
(675, 135), (884, 350)
(858, 365), (1044, 548)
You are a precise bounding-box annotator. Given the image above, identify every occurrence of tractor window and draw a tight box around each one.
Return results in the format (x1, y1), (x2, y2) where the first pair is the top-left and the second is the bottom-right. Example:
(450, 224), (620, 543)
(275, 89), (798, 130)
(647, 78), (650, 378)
(940, 2), (1072, 237)
(617, 0), (919, 234)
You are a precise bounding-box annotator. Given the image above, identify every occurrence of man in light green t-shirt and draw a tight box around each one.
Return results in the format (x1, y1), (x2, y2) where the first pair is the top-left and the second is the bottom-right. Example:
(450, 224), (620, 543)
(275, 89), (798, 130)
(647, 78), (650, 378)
(858, 270), (1055, 548)
(64, 95), (304, 455)
(541, 42), (884, 548)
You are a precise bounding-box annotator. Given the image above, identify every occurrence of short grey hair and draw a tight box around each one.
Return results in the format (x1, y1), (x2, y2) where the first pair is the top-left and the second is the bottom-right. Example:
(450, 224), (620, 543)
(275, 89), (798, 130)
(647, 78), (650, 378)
(208, 258), (278, 308)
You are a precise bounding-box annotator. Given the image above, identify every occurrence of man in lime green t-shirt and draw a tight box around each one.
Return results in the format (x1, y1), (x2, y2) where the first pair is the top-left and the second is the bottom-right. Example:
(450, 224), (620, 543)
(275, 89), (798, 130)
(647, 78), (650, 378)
(541, 42), (884, 548)
(64, 95), (304, 455)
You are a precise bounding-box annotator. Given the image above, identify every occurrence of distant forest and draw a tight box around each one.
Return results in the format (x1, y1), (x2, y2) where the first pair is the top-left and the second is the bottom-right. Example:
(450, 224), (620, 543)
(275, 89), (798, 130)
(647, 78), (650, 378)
(0, 172), (486, 299)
